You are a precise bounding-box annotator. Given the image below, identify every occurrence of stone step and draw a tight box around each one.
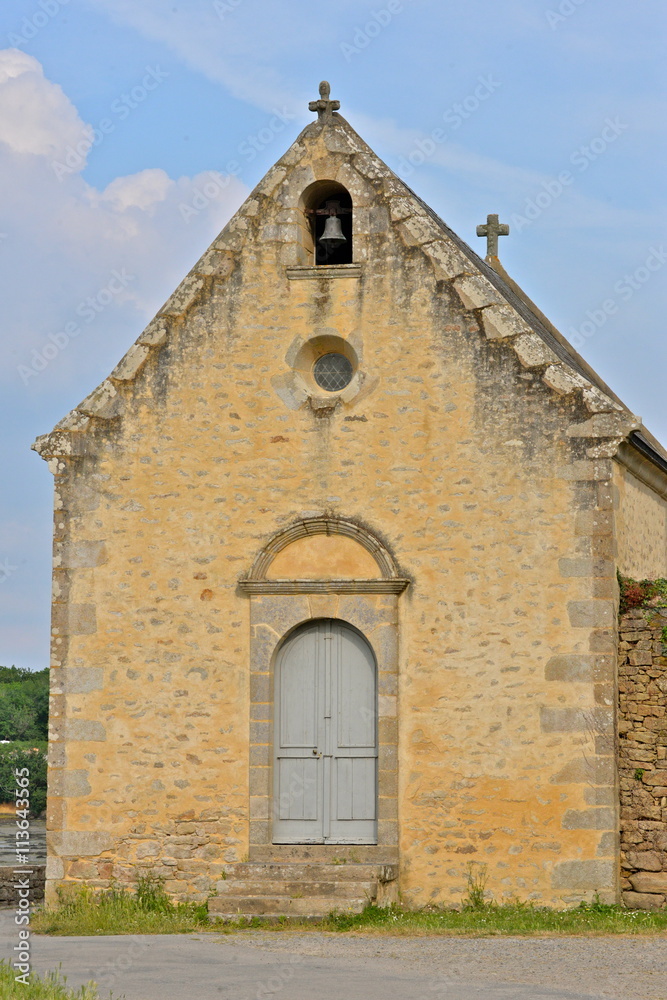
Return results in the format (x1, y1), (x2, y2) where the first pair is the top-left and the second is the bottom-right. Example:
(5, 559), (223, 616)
(225, 862), (397, 883)
(249, 845), (398, 864)
(209, 894), (369, 918)
(215, 878), (376, 898)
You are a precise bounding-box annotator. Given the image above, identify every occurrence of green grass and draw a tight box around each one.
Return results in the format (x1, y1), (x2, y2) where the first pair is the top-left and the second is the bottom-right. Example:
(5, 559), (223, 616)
(31, 869), (667, 939)
(314, 900), (667, 936)
(33, 886), (667, 938)
(32, 875), (211, 937)
(0, 961), (103, 999)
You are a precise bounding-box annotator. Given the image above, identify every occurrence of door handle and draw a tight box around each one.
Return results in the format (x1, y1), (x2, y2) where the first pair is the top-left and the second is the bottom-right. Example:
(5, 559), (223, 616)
(312, 749), (322, 758)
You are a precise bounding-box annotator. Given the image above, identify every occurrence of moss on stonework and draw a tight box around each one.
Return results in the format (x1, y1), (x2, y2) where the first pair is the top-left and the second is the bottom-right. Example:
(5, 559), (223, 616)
(618, 572), (667, 615)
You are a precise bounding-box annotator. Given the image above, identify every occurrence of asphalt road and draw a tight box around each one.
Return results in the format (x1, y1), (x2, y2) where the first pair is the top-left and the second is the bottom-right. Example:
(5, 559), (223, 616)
(1, 909), (666, 1000)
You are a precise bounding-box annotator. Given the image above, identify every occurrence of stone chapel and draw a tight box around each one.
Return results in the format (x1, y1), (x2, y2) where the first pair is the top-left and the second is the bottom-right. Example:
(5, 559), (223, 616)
(34, 83), (667, 915)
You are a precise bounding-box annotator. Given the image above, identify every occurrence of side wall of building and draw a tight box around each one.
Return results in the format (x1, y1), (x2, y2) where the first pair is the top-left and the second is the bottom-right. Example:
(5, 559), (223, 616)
(615, 462), (667, 579)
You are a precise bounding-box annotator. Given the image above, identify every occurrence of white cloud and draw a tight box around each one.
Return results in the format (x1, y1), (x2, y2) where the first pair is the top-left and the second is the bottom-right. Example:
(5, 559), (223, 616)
(0, 49), (249, 389)
(0, 49), (85, 157)
(98, 168), (174, 213)
(0, 48), (251, 669)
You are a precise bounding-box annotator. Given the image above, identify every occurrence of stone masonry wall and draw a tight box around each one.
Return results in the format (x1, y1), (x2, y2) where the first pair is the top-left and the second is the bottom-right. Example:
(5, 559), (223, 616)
(0, 866), (45, 906)
(618, 608), (667, 909)
(35, 110), (642, 908)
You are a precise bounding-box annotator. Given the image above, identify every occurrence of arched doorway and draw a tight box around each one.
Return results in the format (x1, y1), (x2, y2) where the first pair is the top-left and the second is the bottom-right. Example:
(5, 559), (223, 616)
(273, 619), (377, 844)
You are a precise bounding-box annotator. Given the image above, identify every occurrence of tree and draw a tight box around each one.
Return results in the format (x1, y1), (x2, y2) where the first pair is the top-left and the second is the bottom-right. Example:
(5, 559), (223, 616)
(0, 743), (48, 816)
(0, 666), (49, 741)
(0, 666), (49, 815)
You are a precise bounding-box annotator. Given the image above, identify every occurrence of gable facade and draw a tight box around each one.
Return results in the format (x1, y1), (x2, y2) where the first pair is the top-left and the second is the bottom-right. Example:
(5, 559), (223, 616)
(34, 86), (667, 912)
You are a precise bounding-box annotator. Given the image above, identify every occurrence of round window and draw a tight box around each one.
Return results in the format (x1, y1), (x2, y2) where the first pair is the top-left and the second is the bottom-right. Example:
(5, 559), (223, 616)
(313, 353), (354, 392)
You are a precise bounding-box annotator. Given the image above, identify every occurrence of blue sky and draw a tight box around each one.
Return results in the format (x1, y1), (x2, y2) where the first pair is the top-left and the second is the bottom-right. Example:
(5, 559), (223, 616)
(0, 0), (665, 669)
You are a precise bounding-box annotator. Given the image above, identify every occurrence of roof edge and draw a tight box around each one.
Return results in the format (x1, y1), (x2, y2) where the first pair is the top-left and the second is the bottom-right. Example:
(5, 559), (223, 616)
(617, 436), (667, 502)
(486, 258), (628, 412)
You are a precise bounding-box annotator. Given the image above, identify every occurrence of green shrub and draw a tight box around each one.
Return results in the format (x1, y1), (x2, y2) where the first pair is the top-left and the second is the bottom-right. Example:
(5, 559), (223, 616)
(618, 574), (667, 614)
(0, 742), (47, 816)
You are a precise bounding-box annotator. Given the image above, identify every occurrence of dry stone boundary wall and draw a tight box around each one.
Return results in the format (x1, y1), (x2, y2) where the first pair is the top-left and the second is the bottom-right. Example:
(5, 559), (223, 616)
(0, 865), (45, 905)
(618, 608), (667, 909)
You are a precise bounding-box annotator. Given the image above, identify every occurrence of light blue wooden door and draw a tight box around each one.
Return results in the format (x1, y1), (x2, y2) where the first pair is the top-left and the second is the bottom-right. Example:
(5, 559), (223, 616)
(273, 620), (377, 844)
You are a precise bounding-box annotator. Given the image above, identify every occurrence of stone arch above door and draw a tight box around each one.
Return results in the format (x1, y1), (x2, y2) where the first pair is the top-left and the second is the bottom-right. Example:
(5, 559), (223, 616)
(239, 517), (406, 861)
(241, 516), (407, 593)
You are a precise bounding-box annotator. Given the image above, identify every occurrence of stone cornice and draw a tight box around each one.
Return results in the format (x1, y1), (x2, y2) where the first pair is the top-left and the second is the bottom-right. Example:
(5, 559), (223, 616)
(286, 264), (362, 280)
(238, 579), (410, 595)
(616, 440), (667, 502)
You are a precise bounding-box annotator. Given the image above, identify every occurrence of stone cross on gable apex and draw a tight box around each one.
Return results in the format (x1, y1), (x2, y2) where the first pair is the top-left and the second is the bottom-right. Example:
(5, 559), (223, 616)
(476, 213), (510, 258)
(309, 81), (340, 121)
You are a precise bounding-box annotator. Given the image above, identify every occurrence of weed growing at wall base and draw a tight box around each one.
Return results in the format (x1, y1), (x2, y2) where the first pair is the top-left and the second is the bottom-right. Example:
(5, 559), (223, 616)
(33, 876), (211, 936)
(33, 888), (667, 937)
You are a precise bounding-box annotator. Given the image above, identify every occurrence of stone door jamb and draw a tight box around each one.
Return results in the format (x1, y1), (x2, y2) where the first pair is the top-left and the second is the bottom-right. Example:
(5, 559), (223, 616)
(238, 582), (405, 857)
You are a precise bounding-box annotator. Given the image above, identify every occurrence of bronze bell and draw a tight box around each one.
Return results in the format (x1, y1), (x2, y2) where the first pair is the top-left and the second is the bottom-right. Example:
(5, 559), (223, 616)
(319, 214), (346, 252)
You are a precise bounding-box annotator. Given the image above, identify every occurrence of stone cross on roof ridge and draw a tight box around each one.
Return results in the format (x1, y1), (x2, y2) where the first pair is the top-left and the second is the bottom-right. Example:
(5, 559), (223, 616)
(309, 80), (340, 121)
(476, 213), (510, 258)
